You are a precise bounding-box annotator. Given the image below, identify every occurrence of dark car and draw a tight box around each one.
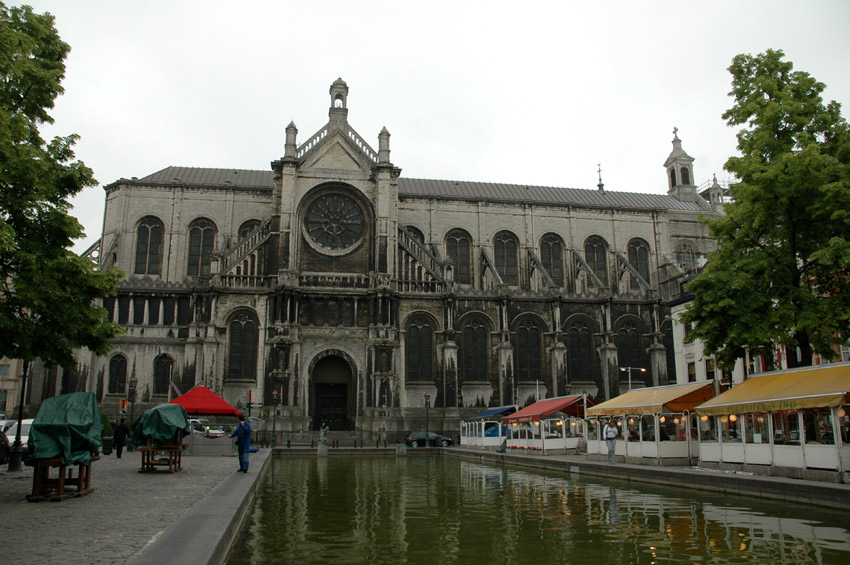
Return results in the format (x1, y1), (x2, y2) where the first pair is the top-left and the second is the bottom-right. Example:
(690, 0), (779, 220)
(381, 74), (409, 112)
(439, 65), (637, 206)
(0, 430), (10, 464)
(405, 431), (453, 448)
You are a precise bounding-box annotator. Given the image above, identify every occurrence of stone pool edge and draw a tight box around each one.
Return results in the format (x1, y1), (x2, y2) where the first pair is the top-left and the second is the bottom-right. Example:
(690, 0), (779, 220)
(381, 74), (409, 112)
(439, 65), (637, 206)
(130, 448), (271, 565)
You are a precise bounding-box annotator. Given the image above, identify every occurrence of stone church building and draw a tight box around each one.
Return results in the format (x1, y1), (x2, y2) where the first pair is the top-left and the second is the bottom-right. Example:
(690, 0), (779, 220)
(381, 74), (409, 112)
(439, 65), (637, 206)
(48, 79), (724, 438)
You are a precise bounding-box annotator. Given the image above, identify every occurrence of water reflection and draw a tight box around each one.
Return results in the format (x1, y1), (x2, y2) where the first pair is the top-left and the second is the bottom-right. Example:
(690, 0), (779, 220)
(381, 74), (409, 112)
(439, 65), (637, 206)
(227, 456), (850, 564)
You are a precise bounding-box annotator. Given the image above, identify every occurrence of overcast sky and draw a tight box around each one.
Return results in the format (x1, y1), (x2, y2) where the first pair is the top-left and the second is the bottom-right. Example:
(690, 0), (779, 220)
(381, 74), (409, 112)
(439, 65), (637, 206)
(23, 1), (850, 253)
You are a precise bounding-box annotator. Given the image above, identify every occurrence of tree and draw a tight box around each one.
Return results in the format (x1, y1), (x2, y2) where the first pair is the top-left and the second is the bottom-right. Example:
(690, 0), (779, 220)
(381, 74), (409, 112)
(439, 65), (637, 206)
(0, 3), (122, 370)
(682, 49), (850, 369)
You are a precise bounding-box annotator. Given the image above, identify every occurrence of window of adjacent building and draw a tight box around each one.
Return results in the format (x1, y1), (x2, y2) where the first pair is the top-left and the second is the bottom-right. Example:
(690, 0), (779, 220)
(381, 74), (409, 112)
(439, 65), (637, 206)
(446, 230), (472, 284)
(154, 355), (173, 396)
(705, 357), (715, 379)
(687, 362), (696, 382)
(228, 312), (257, 381)
(663, 324), (676, 382)
(406, 317), (433, 381)
(540, 235), (563, 286)
(516, 321), (541, 381)
(618, 323), (641, 370)
(0, 364), (9, 377)
(494, 232), (519, 286)
(134, 216), (164, 275)
(108, 355), (127, 394)
(627, 239), (650, 290)
(187, 218), (216, 276)
(462, 319), (488, 381)
(567, 323), (593, 382)
(584, 236), (608, 287)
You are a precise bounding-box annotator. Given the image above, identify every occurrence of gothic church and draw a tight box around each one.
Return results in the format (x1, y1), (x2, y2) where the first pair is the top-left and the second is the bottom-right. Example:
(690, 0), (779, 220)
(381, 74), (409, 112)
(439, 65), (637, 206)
(59, 79), (722, 438)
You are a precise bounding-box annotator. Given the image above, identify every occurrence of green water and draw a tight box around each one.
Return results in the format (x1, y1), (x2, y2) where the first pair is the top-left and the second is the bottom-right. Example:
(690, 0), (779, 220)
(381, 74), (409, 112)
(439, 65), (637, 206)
(227, 456), (850, 564)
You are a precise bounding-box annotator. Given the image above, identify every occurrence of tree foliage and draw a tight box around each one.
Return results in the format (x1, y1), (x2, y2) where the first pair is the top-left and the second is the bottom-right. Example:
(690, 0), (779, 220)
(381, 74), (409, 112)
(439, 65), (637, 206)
(682, 49), (850, 369)
(0, 3), (122, 367)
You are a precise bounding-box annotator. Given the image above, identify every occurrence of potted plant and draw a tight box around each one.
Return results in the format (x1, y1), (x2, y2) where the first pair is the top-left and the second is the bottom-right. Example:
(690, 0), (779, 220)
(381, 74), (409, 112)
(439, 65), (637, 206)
(100, 412), (113, 455)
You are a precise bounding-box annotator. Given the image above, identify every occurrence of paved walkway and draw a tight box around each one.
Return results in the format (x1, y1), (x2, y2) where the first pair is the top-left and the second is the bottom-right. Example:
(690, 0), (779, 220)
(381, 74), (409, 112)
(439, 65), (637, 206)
(0, 450), (247, 564)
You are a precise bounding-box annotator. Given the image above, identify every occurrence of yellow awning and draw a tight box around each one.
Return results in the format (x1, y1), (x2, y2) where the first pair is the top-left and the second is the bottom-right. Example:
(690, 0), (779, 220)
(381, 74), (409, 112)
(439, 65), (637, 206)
(586, 382), (716, 417)
(695, 364), (850, 416)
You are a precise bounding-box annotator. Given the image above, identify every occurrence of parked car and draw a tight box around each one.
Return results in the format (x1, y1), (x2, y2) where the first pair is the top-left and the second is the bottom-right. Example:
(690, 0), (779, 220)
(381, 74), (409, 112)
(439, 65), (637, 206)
(188, 418), (227, 437)
(0, 430), (10, 464)
(405, 431), (454, 448)
(3, 419), (33, 455)
(0, 419), (16, 433)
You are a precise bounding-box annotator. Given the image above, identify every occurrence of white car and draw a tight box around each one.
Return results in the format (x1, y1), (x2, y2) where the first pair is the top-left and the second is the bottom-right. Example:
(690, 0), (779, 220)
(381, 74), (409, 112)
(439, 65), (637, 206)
(188, 418), (227, 437)
(4, 418), (34, 452)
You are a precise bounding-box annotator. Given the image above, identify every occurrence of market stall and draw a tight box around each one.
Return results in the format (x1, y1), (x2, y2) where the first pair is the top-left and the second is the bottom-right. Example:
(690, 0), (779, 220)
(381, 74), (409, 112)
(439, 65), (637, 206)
(695, 363), (849, 480)
(502, 395), (589, 454)
(586, 382), (716, 464)
(460, 405), (516, 449)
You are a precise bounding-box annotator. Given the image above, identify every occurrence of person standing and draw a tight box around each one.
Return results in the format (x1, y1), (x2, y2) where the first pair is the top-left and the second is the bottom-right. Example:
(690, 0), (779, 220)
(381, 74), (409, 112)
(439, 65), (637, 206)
(113, 418), (129, 459)
(604, 419), (619, 464)
(231, 414), (252, 473)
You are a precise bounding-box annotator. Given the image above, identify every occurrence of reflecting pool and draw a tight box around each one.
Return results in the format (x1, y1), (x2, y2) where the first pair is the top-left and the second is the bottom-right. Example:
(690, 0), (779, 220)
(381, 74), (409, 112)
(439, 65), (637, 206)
(226, 456), (850, 564)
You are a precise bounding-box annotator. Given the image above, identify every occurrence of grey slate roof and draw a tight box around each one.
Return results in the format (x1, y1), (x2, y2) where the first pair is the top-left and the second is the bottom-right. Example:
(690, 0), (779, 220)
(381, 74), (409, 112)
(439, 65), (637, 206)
(136, 166), (275, 190)
(397, 178), (705, 211)
(125, 166), (704, 211)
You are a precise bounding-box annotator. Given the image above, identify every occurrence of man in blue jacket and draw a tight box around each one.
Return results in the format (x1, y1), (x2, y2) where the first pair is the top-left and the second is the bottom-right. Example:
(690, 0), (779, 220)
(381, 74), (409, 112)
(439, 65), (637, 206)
(231, 414), (252, 473)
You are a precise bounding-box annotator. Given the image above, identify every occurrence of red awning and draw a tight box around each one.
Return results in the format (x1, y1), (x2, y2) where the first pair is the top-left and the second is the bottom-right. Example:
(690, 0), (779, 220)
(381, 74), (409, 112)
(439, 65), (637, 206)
(502, 395), (590, 425)
(169, 386), (241, 416)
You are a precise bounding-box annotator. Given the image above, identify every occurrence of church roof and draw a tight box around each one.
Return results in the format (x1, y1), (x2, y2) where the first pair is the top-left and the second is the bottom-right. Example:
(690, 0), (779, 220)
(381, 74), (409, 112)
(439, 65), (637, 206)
(125, 166), (704, 211)
(397, 178), (705, 211)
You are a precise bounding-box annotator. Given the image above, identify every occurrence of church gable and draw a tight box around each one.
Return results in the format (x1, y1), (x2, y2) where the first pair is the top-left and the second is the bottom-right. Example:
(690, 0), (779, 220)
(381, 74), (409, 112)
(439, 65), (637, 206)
(301, 133), (373, 173)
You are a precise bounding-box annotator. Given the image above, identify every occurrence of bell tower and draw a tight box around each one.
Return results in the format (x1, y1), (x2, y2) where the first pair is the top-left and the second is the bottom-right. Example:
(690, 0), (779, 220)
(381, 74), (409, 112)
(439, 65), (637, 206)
(664, 127), (699, 203)
(329, 77), (349, 127)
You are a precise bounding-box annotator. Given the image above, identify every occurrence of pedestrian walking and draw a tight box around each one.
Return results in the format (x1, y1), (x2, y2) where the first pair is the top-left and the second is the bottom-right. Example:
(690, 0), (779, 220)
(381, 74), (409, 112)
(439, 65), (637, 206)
(604, 419), (619, 464)
(231, 414), (252, 472)
(113, 418), (129, 458)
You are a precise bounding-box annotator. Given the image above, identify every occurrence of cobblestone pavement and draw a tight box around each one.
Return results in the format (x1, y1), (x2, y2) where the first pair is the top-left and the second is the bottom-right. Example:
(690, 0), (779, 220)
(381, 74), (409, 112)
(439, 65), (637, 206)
(0, 451), (237, 564)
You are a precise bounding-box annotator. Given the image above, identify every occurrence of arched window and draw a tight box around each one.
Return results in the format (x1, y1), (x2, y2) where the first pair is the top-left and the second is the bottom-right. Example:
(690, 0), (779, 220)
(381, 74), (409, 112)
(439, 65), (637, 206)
(567, 323), (593, 382)
(670, 169), (677, 187)
(154, 355), (173, 396)
(540, 234), (563, 286)
(134, 216), (164, 275)
(228, 312), (258, 381)
(446, 230), (472, 284)
(516, 321), (541, 381)
(584, 236), (608, 287)
(494, 232), (518, 285)
(239, 220), (261, 240)
(627, 239), (651, 290)
(462, 319), (488, 381)
(680, 166), (691, 185)
(406, 226), (425, 243)
(406, 317), (433, 381)
(618, 323), (641, 369)
(108, 355), (127, 394)
(187, 218), (216, 276)
(675, 241), (698, 274)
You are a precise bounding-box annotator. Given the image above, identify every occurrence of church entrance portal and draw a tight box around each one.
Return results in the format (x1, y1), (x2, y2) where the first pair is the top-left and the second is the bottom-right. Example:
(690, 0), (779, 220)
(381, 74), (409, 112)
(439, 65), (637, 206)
(311, 355), (353, 431)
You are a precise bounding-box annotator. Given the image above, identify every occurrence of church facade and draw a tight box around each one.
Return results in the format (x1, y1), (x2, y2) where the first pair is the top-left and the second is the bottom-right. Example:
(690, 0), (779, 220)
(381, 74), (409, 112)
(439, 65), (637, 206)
(64, 79), (723, 438)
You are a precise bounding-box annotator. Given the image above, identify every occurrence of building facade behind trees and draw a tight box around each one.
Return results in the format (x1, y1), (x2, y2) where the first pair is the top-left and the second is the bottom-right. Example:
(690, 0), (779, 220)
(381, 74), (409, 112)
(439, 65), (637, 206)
(25, 80), (727, 438)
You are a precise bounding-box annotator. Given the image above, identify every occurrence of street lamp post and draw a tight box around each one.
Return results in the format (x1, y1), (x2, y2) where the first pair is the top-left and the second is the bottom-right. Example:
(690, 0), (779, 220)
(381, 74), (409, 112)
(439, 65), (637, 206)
(127, 374), (138, 451)
(620, 366), (647, 391)
(6, 360), (29, 472)
(271, 389), (279, 448)
(424, 392), (431, 447)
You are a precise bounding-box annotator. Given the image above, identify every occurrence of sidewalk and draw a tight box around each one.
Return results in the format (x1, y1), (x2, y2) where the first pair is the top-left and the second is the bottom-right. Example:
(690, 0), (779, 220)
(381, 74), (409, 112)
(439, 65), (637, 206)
(0, 449), (264, 565)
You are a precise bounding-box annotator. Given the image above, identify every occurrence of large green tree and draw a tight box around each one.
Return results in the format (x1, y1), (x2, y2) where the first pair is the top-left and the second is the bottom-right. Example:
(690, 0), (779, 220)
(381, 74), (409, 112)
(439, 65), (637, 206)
(682, 49), (850, 369)
(0, 3), (121, 369)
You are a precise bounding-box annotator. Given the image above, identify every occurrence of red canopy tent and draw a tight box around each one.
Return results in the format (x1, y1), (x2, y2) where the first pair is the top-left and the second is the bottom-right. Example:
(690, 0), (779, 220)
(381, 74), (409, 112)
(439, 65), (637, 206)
(169, 386), (241, 416)
(502, 395), (593, 425)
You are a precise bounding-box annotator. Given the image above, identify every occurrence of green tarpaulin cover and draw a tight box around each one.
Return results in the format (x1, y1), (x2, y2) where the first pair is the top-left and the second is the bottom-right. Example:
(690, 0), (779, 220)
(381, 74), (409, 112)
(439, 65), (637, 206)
(132, 403), (190, 446)
(30, 392), (102, 465)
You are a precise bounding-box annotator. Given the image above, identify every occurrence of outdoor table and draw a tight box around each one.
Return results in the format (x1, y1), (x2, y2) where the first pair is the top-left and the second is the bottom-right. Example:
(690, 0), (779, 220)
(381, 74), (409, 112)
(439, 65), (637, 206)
(137, 440), (185, 473)
(24, 455), (100, 502)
